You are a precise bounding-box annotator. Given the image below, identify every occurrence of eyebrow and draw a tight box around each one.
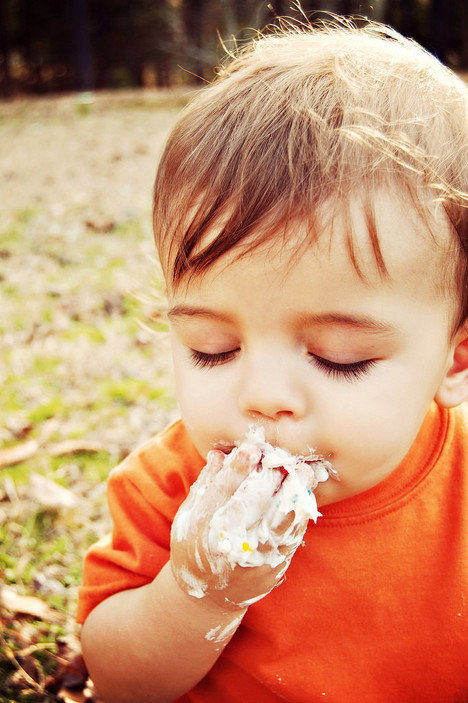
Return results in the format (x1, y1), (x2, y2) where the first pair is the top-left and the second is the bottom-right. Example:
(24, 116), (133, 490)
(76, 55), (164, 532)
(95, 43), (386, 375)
(168, 305), (399, 336)
(295, 312), (400, 336)
(168, 305), (233, 323)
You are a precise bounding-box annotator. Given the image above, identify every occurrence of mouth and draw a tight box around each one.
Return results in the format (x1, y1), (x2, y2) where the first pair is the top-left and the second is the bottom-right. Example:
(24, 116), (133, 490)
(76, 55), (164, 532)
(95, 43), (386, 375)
(213, 440), (237, 454)
(212, 429), (340, 482)
(301, 453), (340, 481)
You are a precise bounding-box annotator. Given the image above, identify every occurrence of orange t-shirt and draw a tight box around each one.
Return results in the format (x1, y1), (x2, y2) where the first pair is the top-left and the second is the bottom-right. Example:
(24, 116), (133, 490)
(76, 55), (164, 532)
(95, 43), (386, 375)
(78, 403), (468, 702)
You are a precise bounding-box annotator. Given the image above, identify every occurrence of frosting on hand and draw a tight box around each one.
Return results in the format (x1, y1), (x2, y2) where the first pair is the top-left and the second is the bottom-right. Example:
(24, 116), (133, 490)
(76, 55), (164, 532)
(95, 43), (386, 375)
(171, 427), (334, 609)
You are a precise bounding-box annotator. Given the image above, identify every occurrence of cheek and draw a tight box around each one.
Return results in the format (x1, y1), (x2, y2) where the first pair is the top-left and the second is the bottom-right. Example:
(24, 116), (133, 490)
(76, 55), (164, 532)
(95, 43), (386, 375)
(314, 382), (411, 464)
(317, 374), (432, 488)
(172, 363), (235, 451)
(174, 362), (224, 410)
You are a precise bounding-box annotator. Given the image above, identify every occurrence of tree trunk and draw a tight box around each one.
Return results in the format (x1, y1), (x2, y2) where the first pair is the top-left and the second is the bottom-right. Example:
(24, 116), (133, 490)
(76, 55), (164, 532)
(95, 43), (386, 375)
(0, 0), (13, 97)
(182, 0), (204, 82)
(67, 0), (92, 90)
(430, 0), (450, 62)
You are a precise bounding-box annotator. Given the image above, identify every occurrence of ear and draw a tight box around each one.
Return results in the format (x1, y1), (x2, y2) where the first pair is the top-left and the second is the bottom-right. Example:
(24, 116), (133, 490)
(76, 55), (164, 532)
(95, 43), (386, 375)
(435, 324), (468, 408)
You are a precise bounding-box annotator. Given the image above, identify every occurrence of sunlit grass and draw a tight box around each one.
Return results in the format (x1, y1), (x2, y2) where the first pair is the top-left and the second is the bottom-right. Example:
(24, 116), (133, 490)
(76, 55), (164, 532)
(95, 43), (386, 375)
(0, 90), (181, 700)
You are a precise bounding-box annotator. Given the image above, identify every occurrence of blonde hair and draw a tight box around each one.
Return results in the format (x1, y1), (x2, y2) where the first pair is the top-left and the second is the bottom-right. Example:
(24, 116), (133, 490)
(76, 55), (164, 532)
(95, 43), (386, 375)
(153, 18), (468, 329)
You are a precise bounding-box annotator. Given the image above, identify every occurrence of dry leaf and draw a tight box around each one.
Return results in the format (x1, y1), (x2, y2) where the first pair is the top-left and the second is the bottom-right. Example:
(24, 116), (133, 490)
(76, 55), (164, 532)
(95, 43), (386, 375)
(0, 585), (64, 623)
(44, 652), (88, 694)
(0, 440), (39, 469)
(48, 439), (115, 457)
(28, 472), (79, 509)
(85, 218), (115, 233)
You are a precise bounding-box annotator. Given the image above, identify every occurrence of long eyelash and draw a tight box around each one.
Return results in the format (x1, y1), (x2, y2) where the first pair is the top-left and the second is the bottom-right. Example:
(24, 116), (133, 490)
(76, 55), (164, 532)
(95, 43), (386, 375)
(310, 355), (376, 382)
(190, 349), (238, 368)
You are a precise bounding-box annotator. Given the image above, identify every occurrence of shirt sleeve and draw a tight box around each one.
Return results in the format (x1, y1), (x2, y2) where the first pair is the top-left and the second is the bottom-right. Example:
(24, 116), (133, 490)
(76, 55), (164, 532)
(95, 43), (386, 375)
(76, 420), (204, 624)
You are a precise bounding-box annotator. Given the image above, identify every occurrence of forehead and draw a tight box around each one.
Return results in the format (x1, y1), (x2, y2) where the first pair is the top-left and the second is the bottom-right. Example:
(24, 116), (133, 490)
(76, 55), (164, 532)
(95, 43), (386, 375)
(166, 188), (455, 303)
(322, 189), (453, 287)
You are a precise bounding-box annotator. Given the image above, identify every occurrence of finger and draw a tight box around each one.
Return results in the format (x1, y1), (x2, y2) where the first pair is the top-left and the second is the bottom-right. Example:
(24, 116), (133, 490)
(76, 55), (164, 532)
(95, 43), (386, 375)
(293, 460), (320, 492)
(271, 461), (321, 523)
(198, 449), (226, 487)
(209, 441), (263, 501)
(302, 458), (334, 490)
(224, 441), (263, 486)
(257, 462), (320, 555)
(171, 449), (226, 545)
(212, 460), (284, 535)
(179, 449), (226, 513)
(255, 513), (308, 572)
(178, 446), (242, 523)
(207, 467), (286, 566)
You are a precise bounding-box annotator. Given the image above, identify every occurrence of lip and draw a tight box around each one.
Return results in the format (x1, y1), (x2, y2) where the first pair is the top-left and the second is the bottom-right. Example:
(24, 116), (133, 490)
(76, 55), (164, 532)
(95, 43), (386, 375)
(212, 438), (340, 481)
(212, 440), (237, 454)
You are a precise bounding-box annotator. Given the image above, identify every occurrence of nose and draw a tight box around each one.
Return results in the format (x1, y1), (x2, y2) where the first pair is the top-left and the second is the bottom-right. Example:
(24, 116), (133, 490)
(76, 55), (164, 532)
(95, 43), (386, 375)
(237, 347), (307, 422)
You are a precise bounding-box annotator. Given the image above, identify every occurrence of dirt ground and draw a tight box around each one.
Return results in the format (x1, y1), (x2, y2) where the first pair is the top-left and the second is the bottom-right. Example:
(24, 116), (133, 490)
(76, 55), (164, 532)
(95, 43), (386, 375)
(0, 88), (192, 225)
(0, 88), (197, 452)
(0, 88), (192, 702)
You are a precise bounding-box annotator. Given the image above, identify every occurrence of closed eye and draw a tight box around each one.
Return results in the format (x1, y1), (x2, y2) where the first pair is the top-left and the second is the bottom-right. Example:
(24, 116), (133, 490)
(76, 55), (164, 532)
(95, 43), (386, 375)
(190, 349), (240, 368)
(309, 354), (377, 382)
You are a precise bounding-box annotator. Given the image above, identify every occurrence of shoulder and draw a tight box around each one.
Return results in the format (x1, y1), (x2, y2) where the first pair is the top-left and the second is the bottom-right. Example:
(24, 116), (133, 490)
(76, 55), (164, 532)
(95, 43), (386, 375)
(77, 420), (204, 623)
(451, 402), (468, 424)
(109, 418), (205, 503)
(434, 403), (468, 491)
(445, 403), (468, 449)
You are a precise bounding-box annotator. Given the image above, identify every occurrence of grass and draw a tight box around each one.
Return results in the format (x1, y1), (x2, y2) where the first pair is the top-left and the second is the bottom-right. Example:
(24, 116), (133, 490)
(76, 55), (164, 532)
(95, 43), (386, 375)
(0, 89), (182, 701)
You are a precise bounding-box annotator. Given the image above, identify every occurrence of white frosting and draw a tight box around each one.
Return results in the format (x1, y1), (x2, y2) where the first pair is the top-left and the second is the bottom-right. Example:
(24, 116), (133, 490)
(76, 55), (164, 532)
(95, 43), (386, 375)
(176, 564), (207, 599)
(171, 426), (336, 606)
(205, 612), (244, 642)
(207, 426), (332, 570)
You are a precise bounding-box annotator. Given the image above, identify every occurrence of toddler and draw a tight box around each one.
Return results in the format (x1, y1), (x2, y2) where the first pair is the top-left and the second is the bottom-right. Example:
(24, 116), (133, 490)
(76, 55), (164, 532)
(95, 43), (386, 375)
(78, 17), (468, 703)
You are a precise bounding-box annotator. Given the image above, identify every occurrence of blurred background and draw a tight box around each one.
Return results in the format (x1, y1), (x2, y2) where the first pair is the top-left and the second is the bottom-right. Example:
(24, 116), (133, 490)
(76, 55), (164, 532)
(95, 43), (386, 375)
(1, 3), (467, 700)
(1, 0), (468, 97)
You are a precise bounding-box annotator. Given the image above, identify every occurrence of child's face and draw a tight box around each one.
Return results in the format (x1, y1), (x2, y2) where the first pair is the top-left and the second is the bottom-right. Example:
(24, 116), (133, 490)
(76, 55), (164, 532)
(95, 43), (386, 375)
(167, 192), (458, 506)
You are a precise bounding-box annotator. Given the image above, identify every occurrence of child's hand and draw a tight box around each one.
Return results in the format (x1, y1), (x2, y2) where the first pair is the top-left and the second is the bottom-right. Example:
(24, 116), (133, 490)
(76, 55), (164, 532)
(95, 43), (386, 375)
(170, 439), (322, 610)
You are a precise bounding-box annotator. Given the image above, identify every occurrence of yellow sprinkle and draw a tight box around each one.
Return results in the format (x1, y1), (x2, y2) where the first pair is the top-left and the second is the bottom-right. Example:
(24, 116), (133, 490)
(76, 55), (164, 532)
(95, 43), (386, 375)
(242, 542), (254, 552)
